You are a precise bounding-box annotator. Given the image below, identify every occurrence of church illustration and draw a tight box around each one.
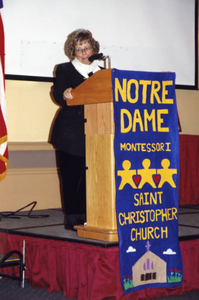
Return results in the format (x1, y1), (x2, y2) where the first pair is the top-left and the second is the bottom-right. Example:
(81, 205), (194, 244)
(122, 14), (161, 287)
(132, 241), (167, 287)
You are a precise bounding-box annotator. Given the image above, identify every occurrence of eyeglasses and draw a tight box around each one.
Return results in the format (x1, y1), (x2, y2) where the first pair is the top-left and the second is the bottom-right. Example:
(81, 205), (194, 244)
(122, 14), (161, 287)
(75, 46), (92, 54)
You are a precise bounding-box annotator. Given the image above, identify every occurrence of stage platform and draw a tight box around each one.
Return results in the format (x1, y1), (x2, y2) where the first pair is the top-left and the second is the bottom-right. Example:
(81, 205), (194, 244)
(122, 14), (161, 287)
(0, 205), (199, 244)
(1, 205), (199, 300)
(0, 207), (118, 248)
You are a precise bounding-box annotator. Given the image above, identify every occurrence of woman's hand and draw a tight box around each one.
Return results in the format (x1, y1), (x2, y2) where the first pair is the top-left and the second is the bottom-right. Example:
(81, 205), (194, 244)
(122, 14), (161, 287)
(63, 88), (73, 100)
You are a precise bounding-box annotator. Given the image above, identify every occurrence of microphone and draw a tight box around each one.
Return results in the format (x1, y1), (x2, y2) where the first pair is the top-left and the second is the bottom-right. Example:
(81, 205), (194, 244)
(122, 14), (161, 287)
(88, 53), (105, 62)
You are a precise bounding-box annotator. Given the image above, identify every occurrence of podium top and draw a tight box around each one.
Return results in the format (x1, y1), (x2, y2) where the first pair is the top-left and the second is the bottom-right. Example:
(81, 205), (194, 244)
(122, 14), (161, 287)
(67, 69), (112, 106)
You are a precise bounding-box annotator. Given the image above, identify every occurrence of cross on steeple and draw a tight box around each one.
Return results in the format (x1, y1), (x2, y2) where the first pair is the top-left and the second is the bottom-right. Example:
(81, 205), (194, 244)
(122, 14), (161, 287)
(145, 241), (151, 252)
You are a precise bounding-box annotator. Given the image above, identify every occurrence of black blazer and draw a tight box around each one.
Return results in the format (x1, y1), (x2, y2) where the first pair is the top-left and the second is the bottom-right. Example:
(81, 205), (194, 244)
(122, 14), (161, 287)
(50, 62), (86, 156)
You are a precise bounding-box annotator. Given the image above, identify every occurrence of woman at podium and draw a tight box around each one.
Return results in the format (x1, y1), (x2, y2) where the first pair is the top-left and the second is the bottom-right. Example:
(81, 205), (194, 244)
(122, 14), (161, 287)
(50, 29), (102, 230)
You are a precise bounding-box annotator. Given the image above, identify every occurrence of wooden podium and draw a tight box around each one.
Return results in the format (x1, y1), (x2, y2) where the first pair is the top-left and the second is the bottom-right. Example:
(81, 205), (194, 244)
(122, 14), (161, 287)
(67, 69), (118, 242)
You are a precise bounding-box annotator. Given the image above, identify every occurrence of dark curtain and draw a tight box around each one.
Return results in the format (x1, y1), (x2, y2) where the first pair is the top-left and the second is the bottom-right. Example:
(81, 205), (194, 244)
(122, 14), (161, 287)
(179, 135), (199, 205)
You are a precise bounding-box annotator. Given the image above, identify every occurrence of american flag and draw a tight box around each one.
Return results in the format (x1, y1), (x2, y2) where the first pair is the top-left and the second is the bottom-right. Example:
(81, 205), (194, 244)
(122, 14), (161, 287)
(0, 0), (8, 181)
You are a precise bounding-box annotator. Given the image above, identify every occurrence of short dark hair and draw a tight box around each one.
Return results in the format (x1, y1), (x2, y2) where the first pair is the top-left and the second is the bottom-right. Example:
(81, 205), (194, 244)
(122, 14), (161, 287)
(64, 29), (100, 61)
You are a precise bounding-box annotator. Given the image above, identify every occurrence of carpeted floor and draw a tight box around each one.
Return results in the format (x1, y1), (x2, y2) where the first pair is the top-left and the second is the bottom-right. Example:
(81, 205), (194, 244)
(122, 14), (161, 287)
(0, 278), (75, 300)
(1, 277), (199, 300)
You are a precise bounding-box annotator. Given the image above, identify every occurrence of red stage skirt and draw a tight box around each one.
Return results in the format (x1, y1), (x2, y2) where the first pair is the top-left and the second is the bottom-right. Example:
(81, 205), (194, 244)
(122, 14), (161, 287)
(0, 232), (199, 300)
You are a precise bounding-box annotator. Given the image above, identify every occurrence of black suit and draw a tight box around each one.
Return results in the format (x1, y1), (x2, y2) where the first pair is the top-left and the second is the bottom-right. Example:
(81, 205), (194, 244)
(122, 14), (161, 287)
(50, 62), (86, 157)
(50, 62), (86, 221)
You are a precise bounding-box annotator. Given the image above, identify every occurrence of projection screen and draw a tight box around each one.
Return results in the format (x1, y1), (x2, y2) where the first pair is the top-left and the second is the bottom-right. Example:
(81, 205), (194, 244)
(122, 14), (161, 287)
(3, 0), (198, 88)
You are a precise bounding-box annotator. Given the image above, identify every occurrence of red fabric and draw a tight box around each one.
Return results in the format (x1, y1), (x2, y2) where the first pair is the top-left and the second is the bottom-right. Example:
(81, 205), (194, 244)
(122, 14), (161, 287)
(0, 232), (8, 254)
(179, 135), (199, 205)
(1, 232), (199, 300)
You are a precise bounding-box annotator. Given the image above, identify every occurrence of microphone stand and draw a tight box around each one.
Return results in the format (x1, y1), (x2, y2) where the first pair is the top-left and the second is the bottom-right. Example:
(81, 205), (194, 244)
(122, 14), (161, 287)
(89, 53), (111, 69)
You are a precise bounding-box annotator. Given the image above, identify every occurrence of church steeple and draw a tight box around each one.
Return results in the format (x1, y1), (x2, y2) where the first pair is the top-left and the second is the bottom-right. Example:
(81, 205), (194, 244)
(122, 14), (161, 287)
(145, 241), (151, 252)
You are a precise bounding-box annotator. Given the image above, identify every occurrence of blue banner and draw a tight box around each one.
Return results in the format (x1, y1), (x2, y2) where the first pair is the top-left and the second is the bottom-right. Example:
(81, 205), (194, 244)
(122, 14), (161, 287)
(112, 69), (183, 293)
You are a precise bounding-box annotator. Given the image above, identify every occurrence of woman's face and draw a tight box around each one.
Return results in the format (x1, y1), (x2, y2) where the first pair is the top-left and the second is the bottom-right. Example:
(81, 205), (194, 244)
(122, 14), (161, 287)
(75, 39), (93, 65)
